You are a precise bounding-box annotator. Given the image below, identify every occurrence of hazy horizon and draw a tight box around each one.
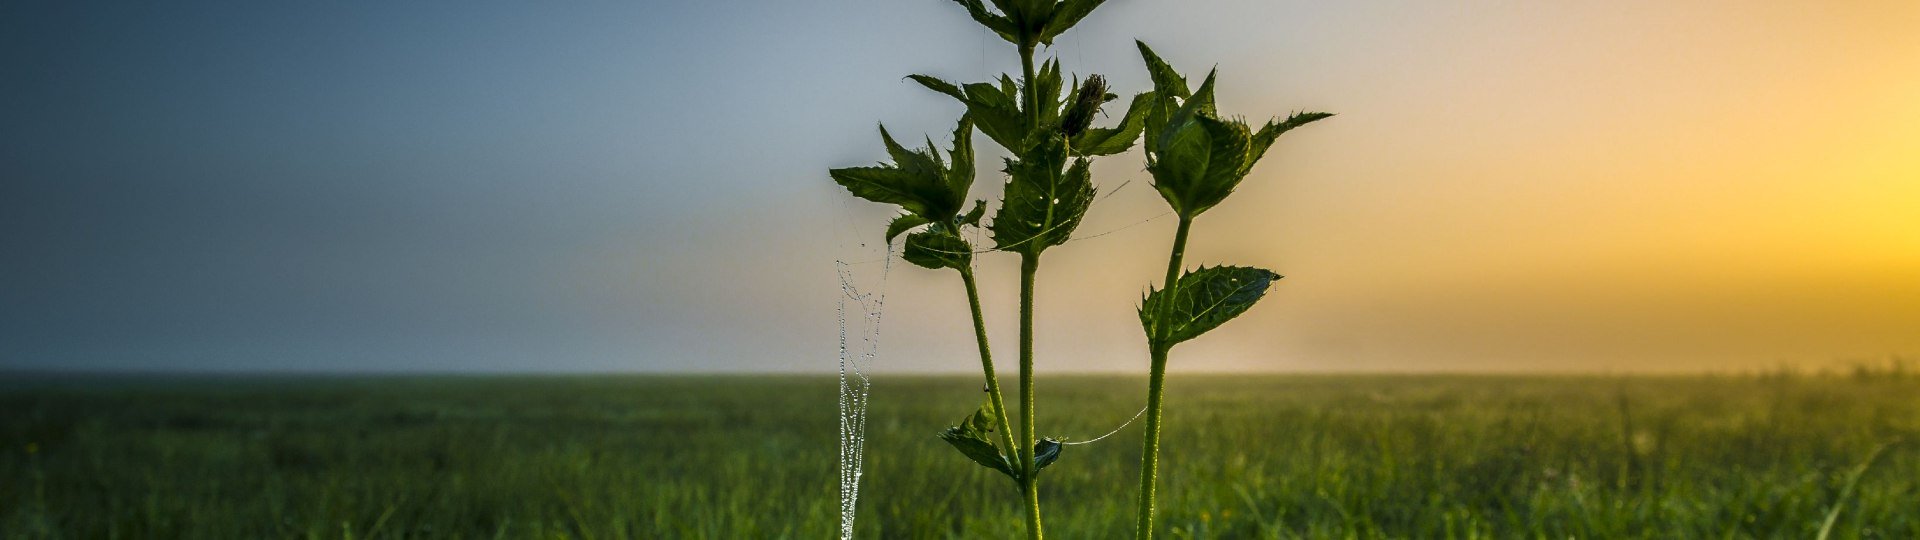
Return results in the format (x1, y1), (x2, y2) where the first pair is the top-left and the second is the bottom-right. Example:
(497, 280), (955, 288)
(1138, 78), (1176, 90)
(5, 1), (1916, 374)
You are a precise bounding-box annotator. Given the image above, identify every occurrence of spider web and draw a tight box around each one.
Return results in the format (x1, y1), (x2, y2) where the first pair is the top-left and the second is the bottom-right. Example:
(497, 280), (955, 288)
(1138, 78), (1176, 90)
(834, 246), (890, 539)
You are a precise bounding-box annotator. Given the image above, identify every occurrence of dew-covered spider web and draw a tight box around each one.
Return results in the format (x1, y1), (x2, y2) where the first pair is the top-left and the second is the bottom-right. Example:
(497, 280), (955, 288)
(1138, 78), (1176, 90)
(834, 244), (891, 539)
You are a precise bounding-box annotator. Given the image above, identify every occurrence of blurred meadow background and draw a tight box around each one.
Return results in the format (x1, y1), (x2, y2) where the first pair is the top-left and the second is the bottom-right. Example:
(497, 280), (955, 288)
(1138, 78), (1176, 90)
(4, 370), (1917, 538)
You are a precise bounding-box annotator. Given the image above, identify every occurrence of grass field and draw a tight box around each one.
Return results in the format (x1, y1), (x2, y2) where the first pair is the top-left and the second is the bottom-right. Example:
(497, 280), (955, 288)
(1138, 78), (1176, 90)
(2, 372), (1916, 538)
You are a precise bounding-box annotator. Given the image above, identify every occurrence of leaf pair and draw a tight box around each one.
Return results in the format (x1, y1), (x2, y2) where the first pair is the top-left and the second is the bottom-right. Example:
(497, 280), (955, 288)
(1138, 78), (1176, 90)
(1136, 41), (1333, 218)
(1140, 266), (1282, 350)
(953, 0), (1107, 47)
(938, 401), (1063, 480)
(830, 116), (988, 270)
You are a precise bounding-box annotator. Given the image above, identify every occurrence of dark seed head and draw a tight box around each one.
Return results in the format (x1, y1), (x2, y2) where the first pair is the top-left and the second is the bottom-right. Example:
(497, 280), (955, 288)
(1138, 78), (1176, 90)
(1060, 74), (1108, 137)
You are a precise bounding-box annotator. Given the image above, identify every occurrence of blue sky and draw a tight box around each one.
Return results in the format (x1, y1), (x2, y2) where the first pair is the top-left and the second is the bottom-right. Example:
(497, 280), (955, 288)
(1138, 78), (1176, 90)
(5, 1), (1916, 372)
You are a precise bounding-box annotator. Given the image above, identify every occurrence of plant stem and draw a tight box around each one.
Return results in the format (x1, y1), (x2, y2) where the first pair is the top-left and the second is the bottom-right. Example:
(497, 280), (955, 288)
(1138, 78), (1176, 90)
(1012, 38), (1047, 540)
(1019, 43), (1040, 133)
(1135, 214), (1192, 540)
(1017, 253), (1043, 540)
(958, 267), (1021, 477)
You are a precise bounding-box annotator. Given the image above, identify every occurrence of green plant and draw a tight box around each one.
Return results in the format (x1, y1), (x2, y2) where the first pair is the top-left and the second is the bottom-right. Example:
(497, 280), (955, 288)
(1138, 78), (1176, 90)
(1128, 42), (1331, 539)
(829, 3), (1325, 538)
(828, 0), (1149, 537)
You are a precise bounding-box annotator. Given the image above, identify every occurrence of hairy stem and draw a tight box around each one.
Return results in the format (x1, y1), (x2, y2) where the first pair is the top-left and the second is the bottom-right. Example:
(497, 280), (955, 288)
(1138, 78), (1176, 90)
(1017, 253), (1043, 540)
(1136, 214), (1192, 540)
(958, 268), (1021, 478)
(1020, 42), (1040, 133)
(1013, 39), (1048, 540)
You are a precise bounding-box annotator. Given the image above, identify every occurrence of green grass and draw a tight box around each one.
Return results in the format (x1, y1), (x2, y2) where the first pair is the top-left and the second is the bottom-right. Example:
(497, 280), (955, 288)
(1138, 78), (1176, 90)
(2, 373), (1916, 538)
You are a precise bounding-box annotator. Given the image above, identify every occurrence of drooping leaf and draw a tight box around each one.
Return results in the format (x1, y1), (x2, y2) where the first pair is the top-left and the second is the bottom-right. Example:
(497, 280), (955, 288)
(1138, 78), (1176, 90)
(885, 213), (931, 243)
(991, 138), (1094, 255)
(1072, 90), (1153, 156)
(1140, 265), (1282, 348)
(902, 230), (973, 270)
(1037, 0), (1107, 45)
(952, 0), (1019, 44)
(1032, 438), (1063, 471)
(938, 401), (1016, 479)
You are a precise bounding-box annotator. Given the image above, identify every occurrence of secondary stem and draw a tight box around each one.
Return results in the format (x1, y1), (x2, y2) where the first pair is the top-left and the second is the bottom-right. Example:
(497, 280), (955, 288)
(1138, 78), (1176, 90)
(958, 268), (1021, 476)
(1135, 214), (1192, 540)
(1017, 253), (1043, 540)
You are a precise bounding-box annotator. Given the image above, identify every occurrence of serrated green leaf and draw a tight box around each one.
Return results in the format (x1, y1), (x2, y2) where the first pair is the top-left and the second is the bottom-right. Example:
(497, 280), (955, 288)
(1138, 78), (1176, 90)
(1033, 438), (1063, 471)
(878, 124), (941, 180)
(831, 117), (981, 230)
(1140, 266), (1282, 348)
(952, 0), (1019, 44)
(938, 401), (1016, 479)
(907, 74), (965, 101)
(1038, 0), (1106, 45)
(955, 81), (1027, 151)
(1072, 90), (1153, 156)
(1244, 111), (1334, 174)
(1163, 69), (1218, 135)
(946, 115), (976, 196)
(902, 230), (973, 270)
(1135, 41), (1190, 100)
(991, 139), (1094, 255)
(828, 166), (945, 217)
(1029, 59), (1064, 136)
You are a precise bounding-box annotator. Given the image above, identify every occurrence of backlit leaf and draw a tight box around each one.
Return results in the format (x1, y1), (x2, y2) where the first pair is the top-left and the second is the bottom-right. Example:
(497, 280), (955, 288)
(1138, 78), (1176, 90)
(1038, 0), (1107, 45)
(1140, 266), (1282, 348)
(991, 138), (1094, 255)
(1244, 111), (1334, 174)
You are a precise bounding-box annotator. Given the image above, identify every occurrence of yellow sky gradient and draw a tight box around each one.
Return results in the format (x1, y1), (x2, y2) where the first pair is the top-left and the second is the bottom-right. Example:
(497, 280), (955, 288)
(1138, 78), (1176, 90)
(852, 0), (1919, 373)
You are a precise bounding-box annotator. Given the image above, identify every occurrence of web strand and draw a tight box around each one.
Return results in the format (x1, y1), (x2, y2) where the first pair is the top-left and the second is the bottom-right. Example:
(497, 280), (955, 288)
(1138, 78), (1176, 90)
(835, 244), (891, 539)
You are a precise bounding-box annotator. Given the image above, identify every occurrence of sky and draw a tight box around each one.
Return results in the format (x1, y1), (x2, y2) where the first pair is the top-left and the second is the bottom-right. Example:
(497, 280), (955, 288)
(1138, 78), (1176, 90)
(3, 0), (1916, 373)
